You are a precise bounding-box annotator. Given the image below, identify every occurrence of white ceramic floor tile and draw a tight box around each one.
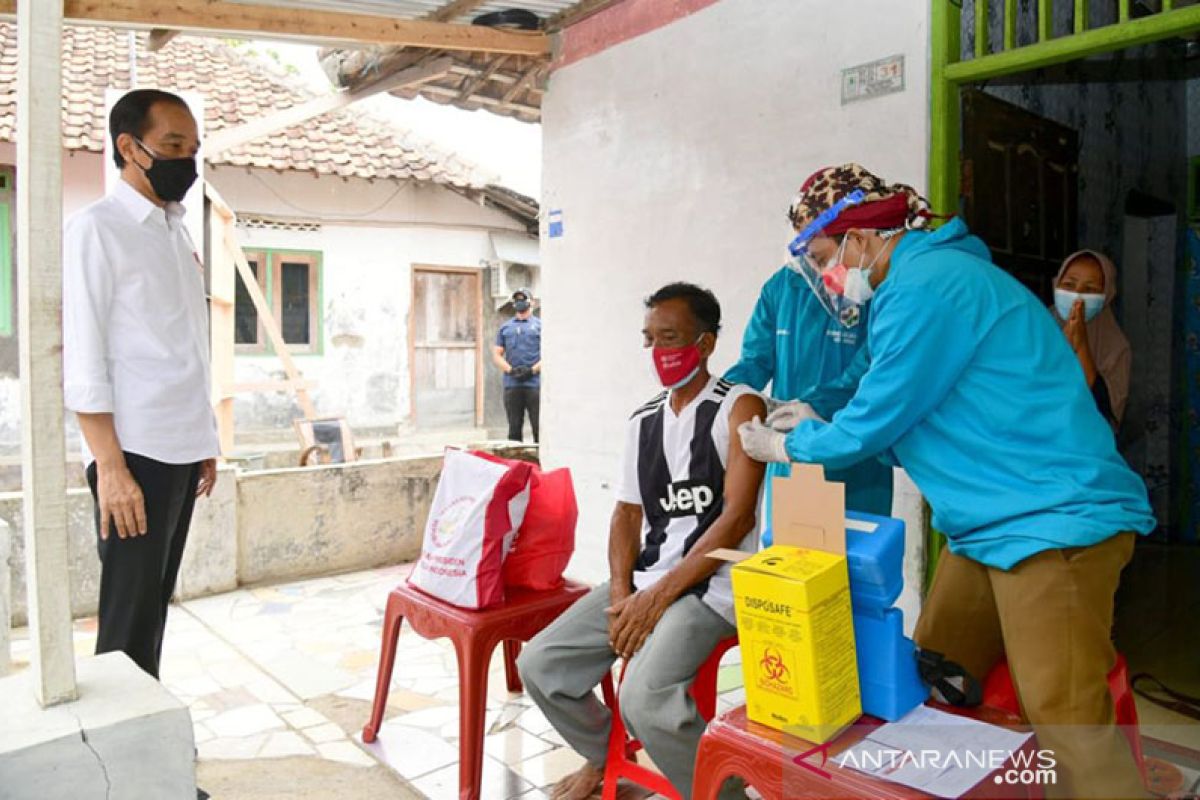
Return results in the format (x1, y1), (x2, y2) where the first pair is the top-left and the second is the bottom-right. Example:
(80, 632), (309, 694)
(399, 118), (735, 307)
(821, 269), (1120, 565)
(510, 746), (586, 789)
(317, 740), (376, 767)
(281, 706), (331, 730)
(391, 705), (460, 731)
(359, 723), (458, 780)
(488, 701), (528, 734)
(206, 704), (286, 738)
(537, 729), (568, 748)
(169, 675), (223, 698)
(259, 730), (316, 759)
(515, 706), (555, 737)
(244, 676), (299, 705)
(410, 755), (534, 800)
(336, 677), (398, 702)
(484, 727), (556, 765)
(198, 733), (269, 761)
(301, 722), (347, 744)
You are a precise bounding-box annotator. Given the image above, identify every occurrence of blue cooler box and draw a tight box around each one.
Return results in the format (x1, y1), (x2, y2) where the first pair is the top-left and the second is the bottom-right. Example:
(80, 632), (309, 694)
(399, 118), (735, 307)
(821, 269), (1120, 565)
(852, 608), (928, 720)
(761, 512), (926, 721)
(845, 511), (905, 610)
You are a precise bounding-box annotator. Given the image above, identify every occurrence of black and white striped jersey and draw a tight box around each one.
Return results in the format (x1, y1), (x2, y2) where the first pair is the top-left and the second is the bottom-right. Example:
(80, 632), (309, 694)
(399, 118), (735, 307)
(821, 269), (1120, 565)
(614, 375), (761, 622)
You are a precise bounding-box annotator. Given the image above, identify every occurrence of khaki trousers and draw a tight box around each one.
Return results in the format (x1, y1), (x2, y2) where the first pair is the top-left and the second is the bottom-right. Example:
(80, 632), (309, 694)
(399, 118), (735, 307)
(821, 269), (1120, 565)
(914, 532), (1147, 800)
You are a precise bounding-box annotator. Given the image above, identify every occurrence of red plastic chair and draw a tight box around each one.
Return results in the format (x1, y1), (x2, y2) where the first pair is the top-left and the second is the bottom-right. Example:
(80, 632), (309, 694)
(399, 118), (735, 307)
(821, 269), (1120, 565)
(983, 653), (1145, 783)
(362, 580), (589, 800)
(599, 635), (739, 800)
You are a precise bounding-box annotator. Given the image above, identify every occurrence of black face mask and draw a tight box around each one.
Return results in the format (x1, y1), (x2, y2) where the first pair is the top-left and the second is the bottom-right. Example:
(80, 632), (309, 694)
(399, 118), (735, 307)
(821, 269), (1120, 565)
(134, 138), (198, 203)
(514, 300), (531, 313)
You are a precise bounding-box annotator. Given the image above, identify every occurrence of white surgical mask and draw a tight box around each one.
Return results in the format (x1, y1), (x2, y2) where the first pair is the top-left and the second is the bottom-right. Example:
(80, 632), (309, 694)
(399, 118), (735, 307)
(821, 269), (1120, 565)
(842, 235), (893, 305)
(1054, 289), (1105, 322)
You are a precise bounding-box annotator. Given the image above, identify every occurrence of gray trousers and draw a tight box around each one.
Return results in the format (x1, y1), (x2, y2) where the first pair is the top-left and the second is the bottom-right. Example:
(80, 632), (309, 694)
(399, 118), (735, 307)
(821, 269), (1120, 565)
(517, 582), (738, 799)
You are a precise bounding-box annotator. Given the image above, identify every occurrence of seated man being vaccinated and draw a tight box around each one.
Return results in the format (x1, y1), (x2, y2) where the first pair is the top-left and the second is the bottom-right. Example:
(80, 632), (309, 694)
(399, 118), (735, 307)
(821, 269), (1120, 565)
(518, 282), (765, 800)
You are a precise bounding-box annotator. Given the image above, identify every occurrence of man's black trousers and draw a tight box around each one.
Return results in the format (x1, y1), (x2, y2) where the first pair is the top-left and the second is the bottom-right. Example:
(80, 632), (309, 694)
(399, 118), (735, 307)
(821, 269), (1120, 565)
(504, 386), (540, 443)
(86, 452), (200, 678)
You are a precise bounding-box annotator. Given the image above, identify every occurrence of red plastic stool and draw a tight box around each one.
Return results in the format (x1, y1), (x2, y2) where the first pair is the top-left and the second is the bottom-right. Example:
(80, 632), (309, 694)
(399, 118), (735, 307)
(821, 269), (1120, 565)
(362, 580), (589, 800)
(983, 653), (1145, 783)
(599, 635), (738, 800)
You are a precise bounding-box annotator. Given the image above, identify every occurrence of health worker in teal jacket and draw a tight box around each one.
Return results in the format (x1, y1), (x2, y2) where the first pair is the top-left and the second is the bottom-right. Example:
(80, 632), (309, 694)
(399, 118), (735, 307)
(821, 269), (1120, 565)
(738, 163), (1155, 800)
(725, 266), (893, 525)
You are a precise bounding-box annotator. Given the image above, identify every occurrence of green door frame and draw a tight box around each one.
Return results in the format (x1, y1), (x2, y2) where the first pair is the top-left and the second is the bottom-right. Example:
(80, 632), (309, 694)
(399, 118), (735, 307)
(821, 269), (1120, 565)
(925, 0), (1200, 583)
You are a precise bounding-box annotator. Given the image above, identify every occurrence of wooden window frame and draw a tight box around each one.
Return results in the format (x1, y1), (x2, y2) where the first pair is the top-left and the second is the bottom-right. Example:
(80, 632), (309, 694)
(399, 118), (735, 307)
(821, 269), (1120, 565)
(234, 248), (323, 357)
(272, 251), (322, 356)
(235, 249), (268, 354)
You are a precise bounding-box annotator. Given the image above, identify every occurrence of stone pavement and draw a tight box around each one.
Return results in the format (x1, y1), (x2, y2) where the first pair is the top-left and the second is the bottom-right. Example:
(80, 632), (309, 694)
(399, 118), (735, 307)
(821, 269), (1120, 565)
(9, 564), (747, 799)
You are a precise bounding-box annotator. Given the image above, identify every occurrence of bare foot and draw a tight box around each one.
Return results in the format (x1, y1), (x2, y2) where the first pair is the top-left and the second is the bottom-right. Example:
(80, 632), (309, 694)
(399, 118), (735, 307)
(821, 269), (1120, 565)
(550, 763), (605, 800)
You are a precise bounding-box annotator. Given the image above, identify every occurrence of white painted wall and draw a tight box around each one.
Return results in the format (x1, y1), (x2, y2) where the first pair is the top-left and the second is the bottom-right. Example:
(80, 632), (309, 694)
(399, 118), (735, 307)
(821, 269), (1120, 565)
(540, 0), (932, 584)
(0, 150), (530, 450)
(0, 145), (106, 218)
(208, 167), (527, 434)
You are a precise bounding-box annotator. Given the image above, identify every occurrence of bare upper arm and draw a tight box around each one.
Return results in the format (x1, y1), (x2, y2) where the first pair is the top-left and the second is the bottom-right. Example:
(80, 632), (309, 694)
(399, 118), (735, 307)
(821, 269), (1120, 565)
(723, 392), (768, 512)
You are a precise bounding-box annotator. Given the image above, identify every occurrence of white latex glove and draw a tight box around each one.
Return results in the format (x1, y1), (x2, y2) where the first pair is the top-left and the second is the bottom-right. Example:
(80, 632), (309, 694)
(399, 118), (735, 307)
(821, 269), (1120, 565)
(764, 400), (825, 432)
(738, 416), (791, 464)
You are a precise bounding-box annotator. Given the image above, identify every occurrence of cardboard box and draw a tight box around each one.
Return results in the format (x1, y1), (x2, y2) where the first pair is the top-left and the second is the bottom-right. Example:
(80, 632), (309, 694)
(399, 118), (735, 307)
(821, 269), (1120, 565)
(711, 464), (862, 742)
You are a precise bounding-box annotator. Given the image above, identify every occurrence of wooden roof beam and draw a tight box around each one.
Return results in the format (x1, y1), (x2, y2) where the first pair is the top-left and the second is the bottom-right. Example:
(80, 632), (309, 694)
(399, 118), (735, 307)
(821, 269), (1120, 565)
(456, 55), (510, 100)
(146, 28), (180, 52)
(0, 0), (549, 57)
(501, 63), (543, 103)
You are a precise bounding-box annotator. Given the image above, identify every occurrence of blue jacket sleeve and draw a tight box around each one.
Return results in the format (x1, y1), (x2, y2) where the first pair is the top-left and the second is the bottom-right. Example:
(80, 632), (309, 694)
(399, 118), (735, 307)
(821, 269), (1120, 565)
(784, 284), (978, 470)
(724, 279), (777, 391)
(801, 345), (870, 421)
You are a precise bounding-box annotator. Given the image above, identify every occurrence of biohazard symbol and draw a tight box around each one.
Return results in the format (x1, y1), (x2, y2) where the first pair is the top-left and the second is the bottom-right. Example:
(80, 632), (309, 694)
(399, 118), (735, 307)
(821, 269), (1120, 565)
(760, 646), (789, 683)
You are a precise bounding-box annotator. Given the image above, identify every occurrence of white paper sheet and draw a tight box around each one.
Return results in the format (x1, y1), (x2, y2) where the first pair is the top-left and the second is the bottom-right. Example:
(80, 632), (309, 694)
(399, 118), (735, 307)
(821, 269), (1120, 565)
(834, 706), (1033, 799)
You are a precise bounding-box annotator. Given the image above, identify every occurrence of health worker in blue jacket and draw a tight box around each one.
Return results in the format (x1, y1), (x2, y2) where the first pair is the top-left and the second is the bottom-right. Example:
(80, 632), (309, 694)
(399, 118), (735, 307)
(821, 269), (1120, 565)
(738, 163), (1155, 800)
(725, 183), (894, 534)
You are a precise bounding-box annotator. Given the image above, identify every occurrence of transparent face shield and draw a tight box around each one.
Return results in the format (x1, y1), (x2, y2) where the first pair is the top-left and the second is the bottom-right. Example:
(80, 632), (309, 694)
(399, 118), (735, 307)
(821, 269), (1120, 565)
(785, 189), (866, 329)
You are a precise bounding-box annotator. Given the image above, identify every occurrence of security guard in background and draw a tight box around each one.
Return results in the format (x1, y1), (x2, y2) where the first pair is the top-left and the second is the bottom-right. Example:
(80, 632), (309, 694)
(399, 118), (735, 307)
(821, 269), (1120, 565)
(492, 288), (542, 442)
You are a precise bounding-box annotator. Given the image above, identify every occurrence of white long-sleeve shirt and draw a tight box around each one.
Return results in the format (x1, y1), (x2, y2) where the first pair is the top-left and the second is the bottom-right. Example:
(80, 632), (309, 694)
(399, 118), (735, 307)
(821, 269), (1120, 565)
(63, 179), (219, 466)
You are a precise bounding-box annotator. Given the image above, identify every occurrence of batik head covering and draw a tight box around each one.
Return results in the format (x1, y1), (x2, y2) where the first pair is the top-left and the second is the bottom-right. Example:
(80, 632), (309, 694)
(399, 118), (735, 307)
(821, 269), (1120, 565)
(788, 163), (933, 235)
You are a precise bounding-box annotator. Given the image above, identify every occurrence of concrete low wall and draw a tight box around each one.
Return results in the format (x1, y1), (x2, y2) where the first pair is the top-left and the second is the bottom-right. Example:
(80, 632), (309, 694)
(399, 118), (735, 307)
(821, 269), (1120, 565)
(0, 465), (238, 627)
(236, 456), (440, 586)
(3, 455), (444, 627)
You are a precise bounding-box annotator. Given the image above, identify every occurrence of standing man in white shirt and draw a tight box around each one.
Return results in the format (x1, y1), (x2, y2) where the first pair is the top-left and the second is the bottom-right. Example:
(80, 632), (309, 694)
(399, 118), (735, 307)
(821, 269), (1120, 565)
(63, 89), (219, 679)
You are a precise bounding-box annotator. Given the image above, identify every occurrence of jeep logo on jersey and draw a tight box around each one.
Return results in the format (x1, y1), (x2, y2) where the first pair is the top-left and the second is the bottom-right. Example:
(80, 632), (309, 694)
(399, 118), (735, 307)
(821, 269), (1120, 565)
(659, 480), (715, 517)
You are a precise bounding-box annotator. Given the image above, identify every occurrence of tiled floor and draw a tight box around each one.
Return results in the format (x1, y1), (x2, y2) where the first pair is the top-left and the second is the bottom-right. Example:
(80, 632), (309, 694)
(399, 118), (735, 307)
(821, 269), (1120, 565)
(9, 564), (740, 799)
(11, 556), (1199, 799)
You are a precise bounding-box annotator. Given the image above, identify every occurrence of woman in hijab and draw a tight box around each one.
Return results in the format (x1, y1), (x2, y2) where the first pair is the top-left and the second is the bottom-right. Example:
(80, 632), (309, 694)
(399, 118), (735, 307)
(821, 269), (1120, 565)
(1051, 250), (1132, 431)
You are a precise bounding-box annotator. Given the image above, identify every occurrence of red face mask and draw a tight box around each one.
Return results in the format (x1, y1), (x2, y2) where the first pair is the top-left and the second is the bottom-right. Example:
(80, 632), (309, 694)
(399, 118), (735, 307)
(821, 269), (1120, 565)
(652, 338), (704, 389)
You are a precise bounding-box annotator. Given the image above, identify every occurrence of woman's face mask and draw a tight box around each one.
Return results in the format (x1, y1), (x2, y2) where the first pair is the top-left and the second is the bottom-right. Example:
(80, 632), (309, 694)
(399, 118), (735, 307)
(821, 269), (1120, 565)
(822, 233), (890, 305)
(1054, 288), (1105, 322)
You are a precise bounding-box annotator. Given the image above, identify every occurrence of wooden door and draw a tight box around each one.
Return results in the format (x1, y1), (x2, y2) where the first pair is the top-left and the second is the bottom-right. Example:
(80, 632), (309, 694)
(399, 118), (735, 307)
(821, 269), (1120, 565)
(410, 267), (482, 429)
(962, 89), (1080, 303)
